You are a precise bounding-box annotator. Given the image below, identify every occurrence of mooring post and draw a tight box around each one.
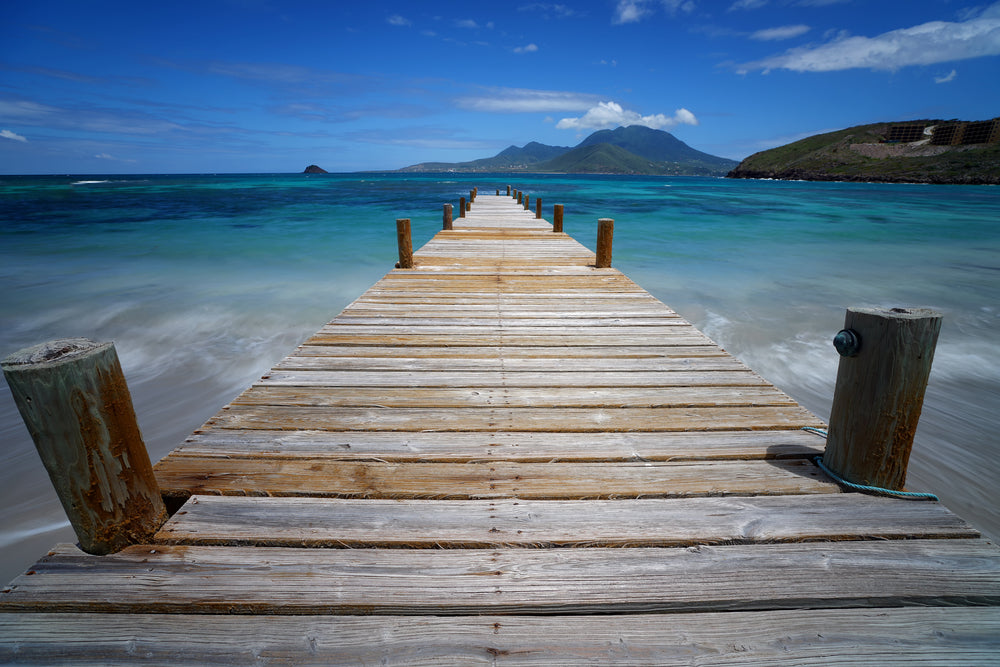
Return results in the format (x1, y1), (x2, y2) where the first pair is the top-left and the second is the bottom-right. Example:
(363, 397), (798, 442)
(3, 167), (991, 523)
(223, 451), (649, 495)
(2, 339), (168, 555)
(396, 218), (413, 268)
(535, 198), (542, 219)
(517, 191), (523, 205)
(507, 185), (511, 196)
(824, 307), (943, 490)
(459, 196), (466, 218)
(553, 204), (564, 233)
(524, 194), (530, 211)
(469, 189), (475, 205)
(443, 203), (453, 230)
(496, 188), (500, 196)
(595, 218), (614, 268)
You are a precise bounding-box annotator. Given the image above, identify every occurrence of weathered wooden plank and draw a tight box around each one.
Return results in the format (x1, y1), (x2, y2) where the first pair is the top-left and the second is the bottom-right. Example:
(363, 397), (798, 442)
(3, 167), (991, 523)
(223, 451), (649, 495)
(292, 345), (728, 358)
(303, 334), (719, 347)
(205, 404), (824, 432)
(2, 608), (998, 665)
(151, 458), (838, 499)
(170, 429), (827, 462)
(272, 356), (750, 372)
(257, 370), (771, 387)
(156, 495), (978, 548)
(230, 385), (798, 409)
(5, 540), (999, 614)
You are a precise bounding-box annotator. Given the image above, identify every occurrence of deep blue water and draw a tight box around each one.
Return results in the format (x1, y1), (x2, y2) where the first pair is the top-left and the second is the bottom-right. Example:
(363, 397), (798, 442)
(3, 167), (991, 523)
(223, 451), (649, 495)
(1, 172), (998, 582)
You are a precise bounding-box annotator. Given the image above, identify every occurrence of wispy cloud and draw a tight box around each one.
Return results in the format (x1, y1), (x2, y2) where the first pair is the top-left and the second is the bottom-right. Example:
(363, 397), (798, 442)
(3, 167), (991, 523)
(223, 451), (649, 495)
(935, 69), (958, 83)
(456, 87), (600, 113)
(1, 129), (28, 143)
(518, 3), (577, 19)
(738, 3), (1000, 72)
(387, 14), (411, 27)
(613, 0), (694, 24)
(556, 101), (698, 131)
(514, 43), (539, 53)
(750, 25), (810, 41)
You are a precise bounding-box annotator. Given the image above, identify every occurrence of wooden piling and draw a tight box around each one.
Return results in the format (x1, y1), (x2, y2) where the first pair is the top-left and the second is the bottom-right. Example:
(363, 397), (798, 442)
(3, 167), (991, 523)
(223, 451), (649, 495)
(396, 218), (413, 269)
(524, 194), (530, 211)
(443, 204), (453, 230)
(517, 191), (523, 205)
(824, 307), (943, 490)
(506, 185), (511, 196)
(536, 198), (543, 219)
(596, 218), (614, 268)
(1, 339), (167, 555)
(553, 204), (564, 233)
(459, 197), (466, 218)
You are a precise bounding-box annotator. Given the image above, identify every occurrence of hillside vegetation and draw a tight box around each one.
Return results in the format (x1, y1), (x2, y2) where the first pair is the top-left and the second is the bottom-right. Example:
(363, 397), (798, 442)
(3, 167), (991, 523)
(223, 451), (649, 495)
(728, 120), (1000, 185)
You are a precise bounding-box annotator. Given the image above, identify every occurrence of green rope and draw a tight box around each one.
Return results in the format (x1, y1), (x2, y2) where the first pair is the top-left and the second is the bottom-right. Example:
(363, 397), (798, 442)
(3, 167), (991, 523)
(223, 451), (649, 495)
(802, 427), (939, 501)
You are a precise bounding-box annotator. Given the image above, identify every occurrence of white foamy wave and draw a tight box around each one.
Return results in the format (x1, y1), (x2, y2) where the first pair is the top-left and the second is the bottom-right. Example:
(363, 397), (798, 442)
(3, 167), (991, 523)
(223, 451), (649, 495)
(70, 180), (109, 185)
(0, 520), (71, 549)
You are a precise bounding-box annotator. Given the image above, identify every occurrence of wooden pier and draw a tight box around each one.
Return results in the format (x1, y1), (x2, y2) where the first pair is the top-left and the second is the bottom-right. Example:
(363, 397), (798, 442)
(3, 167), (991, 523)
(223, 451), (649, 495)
(2, 192), (999, 664)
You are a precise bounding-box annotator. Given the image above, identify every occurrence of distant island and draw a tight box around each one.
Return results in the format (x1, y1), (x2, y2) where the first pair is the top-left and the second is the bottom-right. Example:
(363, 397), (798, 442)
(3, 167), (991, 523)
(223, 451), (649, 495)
(303, 164), (328, 174)
(399, 126), (739, 177)
(728, 118), (1000, 185)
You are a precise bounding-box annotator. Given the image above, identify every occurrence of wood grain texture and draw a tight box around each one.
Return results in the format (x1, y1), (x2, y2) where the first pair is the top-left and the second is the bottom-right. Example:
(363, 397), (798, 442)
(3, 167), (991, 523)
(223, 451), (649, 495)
(4, 539), (1000, 614)
(3, 609), (999, 665)
(156, 494), (977, 548)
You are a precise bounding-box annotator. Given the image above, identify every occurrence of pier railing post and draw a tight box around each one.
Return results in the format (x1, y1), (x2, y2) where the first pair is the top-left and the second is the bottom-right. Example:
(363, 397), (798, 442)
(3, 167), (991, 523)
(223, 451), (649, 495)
(517, 191), (523, 205)
(443, 204), (453, 230)
(396, 218), (413, 268)
(595, 218), (614, 268)
(507, 185), (511, 196)
(2, 339), (168, 555)
(553, 204), (564, 233)
(536, 198), (542, 219)
(524, 194), (530, 211)
(459, 197), (466, 218)
(824, 307), (943, 490)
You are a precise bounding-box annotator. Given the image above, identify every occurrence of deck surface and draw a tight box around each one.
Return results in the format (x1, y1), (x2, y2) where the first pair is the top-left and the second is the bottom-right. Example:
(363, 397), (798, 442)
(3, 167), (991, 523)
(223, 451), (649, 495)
(2, 193), (999, 664)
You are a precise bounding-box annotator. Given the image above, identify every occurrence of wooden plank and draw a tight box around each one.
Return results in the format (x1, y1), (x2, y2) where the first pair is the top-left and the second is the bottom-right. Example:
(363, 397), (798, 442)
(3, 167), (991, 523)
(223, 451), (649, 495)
(2, 608), (997, 665)
(204, 404), (824, 432)
(151, 458), (838, 499)
(230, 385), (799, 409)
(271, 356), (751, 372)
(4, 540), (999, 614)
(257, 370), (772, 387)
(169, 429), (827, 462)
(291, 345), (729, 358)
(156, 495), (979, 548)
(303, 334), (720, 347)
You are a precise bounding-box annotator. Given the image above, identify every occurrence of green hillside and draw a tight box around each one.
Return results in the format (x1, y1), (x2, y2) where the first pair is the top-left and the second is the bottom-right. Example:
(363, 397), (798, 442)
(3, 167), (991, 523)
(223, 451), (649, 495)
(399, 126), (737, 176)
(728, 120), (1000, 184)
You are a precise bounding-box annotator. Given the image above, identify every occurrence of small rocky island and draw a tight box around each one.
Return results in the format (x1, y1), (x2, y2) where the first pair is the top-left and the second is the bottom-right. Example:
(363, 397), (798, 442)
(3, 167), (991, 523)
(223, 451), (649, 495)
(303, 165), (328, 174)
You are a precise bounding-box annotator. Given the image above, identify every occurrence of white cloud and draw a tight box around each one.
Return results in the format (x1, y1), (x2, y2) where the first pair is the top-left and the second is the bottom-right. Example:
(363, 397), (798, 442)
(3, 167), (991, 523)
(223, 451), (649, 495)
(738, 4), (1000, 72)
(935, 68), (958, 83)
(514, 43), (539, 53)
(1, 129), (28, 142)
(455, 19), (479, 29)
(729, 0), (768, 9)
(387, 14), (411, 27)
(456, 87), (600, 113)
(613, 0), (693, 24)
(556, 101), (699, 131)
(751, 24), (810, 41)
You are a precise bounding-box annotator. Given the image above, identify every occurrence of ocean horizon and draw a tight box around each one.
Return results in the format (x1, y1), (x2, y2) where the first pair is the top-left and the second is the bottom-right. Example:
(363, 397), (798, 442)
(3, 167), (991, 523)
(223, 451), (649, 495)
(1, 172), (997, 584)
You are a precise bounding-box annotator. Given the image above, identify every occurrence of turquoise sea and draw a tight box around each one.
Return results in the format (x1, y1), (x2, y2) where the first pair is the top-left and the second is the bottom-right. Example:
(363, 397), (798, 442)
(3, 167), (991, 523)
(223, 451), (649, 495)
(1, 173), (998, 582)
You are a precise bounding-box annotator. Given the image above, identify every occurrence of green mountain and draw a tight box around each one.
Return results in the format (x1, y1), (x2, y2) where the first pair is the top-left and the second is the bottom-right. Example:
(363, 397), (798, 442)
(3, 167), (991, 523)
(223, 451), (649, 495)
(728, 118), (1000, 185)
(399, 126), (737, 176)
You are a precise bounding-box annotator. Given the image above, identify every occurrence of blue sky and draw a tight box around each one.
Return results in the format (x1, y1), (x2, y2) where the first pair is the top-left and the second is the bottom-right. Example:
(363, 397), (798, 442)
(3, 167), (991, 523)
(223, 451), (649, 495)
(2, 0), (998, 173)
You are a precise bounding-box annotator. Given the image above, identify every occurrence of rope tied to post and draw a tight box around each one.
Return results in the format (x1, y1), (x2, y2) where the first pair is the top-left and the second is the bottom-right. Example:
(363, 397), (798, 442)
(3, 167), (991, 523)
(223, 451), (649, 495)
(802, 427), (939, 501)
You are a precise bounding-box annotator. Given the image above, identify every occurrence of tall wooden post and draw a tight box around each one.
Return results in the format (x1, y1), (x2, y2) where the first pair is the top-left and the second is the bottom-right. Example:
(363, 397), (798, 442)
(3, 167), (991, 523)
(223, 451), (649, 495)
(459, 197), (466, 218)
(469, 189), (475, 205)
(396, 218), (413, 268)
(496, 189), (500, 196)
(443, 204), (453, 230)
(595, 218), (614, 268)
(2, 339), (168, 555)
(553, 204), (564, 233)
(535, 198), (542, 219)
(517, 191), (523, 205)
(824, 307), (942, 490)
(507, 185), (511, 196)
(524, 194), (530, 211)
